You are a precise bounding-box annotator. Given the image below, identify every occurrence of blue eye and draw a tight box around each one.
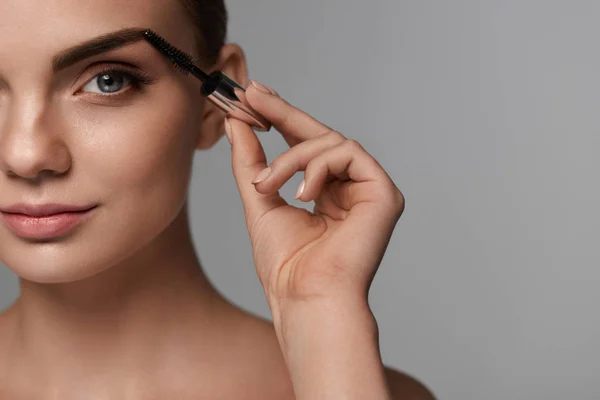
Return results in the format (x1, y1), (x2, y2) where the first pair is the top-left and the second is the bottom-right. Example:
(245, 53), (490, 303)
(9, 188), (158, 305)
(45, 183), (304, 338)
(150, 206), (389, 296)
(78, 66), (157, 99)
(82, 71), (132, 94)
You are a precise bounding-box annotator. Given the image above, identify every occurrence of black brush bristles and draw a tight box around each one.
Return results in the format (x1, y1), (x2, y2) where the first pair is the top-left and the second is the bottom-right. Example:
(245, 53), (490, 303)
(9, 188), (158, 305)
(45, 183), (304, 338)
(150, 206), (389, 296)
(143, 29), (210, 81)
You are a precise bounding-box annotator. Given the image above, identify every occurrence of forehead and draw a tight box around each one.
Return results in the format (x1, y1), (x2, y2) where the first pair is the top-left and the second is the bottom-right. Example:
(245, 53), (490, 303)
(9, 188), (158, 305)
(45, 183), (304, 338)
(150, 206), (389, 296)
(0, 0), (197, 67)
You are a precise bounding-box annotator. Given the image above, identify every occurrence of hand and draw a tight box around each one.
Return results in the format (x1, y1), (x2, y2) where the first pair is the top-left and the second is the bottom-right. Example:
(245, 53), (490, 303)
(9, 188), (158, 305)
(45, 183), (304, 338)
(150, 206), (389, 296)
(225, 81), (405, 309)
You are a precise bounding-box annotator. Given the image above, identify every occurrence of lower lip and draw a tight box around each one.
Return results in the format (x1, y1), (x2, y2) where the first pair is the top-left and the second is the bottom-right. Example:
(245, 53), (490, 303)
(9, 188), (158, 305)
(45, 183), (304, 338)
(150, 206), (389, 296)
(0, 208), (96, 240)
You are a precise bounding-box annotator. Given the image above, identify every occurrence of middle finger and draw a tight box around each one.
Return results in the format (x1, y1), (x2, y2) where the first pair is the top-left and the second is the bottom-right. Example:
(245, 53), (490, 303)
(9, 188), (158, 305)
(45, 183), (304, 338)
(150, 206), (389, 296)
(251, 130), (347, 192)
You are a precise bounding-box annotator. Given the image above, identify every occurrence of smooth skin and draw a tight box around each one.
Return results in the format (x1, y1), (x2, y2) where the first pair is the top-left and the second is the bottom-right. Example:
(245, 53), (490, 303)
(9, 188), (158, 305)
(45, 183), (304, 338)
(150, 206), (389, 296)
(0, 0), (435, 398)
(226, 84), (420, 399)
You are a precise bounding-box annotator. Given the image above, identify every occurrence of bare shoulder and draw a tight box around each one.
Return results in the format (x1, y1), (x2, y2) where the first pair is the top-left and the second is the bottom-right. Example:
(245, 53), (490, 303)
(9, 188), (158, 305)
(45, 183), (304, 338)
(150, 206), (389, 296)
(384, 367), (436, 400)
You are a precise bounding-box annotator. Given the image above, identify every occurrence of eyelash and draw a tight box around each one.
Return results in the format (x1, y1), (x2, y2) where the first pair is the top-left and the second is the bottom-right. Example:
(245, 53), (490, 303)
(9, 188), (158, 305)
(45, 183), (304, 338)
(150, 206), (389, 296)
(78, 64), (157, 99)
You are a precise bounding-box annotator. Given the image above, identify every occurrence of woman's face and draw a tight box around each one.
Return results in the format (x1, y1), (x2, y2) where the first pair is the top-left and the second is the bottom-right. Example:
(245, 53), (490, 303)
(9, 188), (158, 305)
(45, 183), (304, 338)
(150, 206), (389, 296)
(0, 1), (214, 283)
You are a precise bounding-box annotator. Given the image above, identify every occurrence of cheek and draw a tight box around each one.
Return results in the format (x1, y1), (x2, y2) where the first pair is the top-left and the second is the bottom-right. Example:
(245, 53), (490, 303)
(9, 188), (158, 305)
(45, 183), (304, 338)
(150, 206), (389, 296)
(7, 90), (203, 282)
(68, 91), (199, 206)
(0, 86), (204, 283)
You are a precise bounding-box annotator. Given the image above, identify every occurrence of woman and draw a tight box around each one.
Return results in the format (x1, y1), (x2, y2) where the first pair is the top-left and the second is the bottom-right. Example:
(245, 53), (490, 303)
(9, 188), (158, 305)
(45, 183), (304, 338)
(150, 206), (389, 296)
(0, 0), (435, 398)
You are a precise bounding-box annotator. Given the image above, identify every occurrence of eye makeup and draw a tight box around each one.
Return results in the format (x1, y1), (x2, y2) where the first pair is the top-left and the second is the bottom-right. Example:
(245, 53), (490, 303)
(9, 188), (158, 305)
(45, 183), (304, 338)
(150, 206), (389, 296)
(75, 62), (158, 103)
(81, 64), (156, 91)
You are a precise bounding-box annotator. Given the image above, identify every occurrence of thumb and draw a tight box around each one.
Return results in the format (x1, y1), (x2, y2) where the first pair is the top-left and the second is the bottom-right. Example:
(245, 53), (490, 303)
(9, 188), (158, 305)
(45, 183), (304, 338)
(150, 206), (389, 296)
(225, 117), (288, 231)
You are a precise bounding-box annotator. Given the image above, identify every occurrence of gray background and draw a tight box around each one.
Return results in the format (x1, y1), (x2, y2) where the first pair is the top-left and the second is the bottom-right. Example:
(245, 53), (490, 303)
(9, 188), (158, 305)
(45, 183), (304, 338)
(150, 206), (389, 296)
(1, 0), (599, 399)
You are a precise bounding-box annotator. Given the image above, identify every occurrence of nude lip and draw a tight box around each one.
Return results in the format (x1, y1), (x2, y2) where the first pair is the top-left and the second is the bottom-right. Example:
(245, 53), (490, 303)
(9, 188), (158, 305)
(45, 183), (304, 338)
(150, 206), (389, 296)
(0, 207), (96, 240)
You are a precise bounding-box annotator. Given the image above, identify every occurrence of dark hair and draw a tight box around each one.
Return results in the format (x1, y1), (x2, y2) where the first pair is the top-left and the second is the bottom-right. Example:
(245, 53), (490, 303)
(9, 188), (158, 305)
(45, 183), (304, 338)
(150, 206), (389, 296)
(179, 0), (228, 65)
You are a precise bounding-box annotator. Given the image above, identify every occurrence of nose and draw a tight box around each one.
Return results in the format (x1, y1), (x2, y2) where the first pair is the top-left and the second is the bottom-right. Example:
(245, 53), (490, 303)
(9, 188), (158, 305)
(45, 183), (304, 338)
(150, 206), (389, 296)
(0, 100), (71, 181)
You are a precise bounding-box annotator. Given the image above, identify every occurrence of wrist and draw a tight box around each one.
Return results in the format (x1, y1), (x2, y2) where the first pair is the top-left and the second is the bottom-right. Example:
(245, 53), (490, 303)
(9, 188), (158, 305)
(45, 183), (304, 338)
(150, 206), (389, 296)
(270, 294), (380, 371)
(270, 292), (375, 336)
(269, 295), (389, 399)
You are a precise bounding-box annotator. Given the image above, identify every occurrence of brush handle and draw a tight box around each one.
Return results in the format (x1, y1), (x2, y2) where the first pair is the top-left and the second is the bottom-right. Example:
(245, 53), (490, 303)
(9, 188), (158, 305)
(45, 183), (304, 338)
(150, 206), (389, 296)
(201, 71), (272, 132)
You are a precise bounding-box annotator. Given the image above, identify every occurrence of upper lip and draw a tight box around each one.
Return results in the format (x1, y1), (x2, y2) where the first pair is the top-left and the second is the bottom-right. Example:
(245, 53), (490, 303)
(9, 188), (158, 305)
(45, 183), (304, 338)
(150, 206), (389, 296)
(0, 203), (97, 217)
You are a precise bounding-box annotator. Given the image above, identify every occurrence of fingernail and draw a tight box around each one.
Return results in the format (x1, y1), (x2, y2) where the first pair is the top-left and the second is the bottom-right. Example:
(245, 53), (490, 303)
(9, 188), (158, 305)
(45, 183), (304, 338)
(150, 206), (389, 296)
(295, 180), (306, 200)
(251, 80), (278, 96)
(224, 118), (233, 145)
(252, 166), (272, 184)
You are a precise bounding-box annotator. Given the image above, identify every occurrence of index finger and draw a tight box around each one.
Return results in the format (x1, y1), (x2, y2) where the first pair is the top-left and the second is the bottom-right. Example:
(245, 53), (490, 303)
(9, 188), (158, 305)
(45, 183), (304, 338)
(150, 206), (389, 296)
(245, 80), (334, 147)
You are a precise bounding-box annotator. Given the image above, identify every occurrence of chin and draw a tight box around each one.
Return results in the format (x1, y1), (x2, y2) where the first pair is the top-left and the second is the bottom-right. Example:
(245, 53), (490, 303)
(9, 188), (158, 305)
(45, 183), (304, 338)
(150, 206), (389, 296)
(1, 246), (120, 284)
(0, 230), (151, 285)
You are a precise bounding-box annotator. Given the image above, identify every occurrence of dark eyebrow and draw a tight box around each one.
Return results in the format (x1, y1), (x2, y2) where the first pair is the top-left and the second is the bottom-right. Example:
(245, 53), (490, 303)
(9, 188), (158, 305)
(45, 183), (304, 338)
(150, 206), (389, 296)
(52, 27), (147, 72)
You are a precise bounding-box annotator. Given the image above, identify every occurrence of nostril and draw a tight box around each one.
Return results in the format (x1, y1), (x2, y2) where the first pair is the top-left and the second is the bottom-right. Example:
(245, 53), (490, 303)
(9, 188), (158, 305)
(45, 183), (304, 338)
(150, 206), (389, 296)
(38, 170), (55, 179)
(5, 168), (58, 181)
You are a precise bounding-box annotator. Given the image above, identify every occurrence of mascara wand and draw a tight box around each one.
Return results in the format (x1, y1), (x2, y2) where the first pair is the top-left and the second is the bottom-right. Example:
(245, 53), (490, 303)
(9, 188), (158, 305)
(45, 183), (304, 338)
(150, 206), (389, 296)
(143, 29), (271, 132)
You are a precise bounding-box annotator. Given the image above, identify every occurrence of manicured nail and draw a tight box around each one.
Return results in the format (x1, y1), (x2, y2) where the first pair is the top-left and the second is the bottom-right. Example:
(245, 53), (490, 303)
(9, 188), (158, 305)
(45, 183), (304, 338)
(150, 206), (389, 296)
(252, 166), (272, 184)
(251, 80), (277, 96)
(295, 180), (306, 200)
(224, 118), (233, 145)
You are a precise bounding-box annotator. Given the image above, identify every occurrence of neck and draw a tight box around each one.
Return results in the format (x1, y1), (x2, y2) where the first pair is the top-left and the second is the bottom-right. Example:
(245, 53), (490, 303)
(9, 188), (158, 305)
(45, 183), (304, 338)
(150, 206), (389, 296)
(4, 203), (235, 391)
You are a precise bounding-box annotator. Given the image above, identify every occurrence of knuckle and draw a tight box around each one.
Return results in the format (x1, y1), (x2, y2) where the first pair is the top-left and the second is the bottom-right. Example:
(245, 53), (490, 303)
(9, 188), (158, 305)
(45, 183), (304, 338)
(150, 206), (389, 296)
(305, 158), (329, 182)
(379, 183), (405, 214)
(325, 130), (346, 141)
(270, 153), (297, 173)
(344, 138), (364, 151)
(305, 156), (323, 174)
(392, 187), (406, 213)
